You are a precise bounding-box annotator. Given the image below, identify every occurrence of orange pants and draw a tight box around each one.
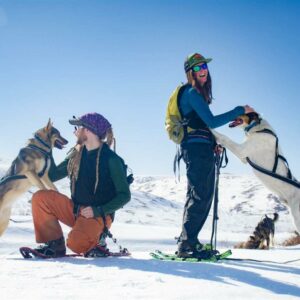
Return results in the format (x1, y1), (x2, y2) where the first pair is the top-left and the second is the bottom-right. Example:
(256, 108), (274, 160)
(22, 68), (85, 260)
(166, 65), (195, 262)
(31, 190), (112, 254)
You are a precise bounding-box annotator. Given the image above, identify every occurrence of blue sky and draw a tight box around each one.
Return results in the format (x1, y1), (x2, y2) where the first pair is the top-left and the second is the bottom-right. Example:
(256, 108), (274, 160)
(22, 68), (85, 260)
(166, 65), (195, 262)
(0, 0), (299, 177)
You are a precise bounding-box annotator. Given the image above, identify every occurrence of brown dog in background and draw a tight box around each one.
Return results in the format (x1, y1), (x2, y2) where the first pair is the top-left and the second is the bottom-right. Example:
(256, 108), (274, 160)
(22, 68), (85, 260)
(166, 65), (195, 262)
(235, 213), (279, 249)
(0, 119), (68, 236)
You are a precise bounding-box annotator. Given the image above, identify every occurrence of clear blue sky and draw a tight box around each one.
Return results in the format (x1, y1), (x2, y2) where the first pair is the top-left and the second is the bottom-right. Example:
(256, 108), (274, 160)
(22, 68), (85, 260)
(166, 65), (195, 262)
(0, 0), (299, 177)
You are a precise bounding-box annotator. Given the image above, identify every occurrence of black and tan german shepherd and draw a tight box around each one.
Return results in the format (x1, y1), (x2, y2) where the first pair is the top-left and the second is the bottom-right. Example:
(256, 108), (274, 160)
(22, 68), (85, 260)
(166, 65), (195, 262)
(235, 213), (279, 249)
(0, 119), (68, 236)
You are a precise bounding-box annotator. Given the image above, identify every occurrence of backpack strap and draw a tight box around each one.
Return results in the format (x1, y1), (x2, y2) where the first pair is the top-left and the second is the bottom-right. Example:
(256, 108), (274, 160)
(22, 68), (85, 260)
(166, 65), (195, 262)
(173, 145), (183, 181)
(178, 84), (214, 143)
(173, 84), (186, 181)
(177, 84), (189, 142)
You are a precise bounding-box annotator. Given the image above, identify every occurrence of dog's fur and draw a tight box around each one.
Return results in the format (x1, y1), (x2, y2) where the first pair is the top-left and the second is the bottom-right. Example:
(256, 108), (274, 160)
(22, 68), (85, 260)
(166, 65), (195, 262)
(212, 113), (300, 233)
(282, 231), (300, 246)
(0, 120), (68, 236)
(235, 213), (279, 249)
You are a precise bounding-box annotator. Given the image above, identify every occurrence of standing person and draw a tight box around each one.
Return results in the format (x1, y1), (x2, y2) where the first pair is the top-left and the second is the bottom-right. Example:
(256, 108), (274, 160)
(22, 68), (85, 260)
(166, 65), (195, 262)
(31, 112), (131, 257)
(175, 53), (255, 258)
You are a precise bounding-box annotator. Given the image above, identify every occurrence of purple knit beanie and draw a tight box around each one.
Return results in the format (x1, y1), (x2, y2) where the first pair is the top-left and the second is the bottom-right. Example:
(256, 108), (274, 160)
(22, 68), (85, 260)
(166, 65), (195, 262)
(69, 113), (112, 138)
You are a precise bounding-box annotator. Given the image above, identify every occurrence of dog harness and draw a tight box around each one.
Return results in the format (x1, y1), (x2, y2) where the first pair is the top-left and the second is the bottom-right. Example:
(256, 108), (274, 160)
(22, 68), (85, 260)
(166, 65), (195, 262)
(0, 144), (51, 186)
(246, 128), (300, 189)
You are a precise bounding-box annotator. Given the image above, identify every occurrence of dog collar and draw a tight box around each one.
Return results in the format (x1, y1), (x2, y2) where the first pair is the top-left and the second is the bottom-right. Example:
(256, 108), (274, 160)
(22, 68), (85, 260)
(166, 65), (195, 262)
(244, 121), (259, 133)
(27, 144), (51, 157)
(34, 134), (51, 150)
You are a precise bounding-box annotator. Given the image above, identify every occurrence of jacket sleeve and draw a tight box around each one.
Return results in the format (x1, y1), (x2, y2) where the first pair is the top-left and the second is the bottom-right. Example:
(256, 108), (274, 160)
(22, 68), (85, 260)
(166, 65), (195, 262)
(187, 87), (245, 128)
(96, 156), (131, 216)
(48, 155), (69, 182)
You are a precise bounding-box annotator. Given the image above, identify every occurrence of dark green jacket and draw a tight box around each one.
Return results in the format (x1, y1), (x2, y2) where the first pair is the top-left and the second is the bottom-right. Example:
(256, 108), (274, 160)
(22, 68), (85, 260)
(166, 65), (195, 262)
(49, 144), (131, 216)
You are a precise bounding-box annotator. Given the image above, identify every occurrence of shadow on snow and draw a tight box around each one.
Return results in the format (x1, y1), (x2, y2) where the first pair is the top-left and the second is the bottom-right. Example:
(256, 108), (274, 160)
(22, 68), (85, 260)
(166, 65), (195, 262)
(11, 255), (300, 297)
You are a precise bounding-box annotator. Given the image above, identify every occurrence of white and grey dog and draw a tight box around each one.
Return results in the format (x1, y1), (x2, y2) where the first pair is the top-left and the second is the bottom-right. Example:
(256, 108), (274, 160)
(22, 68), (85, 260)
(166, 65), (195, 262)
(212, 112), (300, 233)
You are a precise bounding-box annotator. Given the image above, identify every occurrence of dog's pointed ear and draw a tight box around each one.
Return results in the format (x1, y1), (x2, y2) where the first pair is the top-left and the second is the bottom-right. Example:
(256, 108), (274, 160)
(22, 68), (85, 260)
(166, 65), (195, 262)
(45, 118), (53, 131)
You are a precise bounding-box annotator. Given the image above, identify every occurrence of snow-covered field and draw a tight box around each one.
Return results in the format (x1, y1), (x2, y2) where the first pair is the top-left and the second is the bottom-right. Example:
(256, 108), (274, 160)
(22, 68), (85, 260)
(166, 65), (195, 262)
(0, 168), (300, 299)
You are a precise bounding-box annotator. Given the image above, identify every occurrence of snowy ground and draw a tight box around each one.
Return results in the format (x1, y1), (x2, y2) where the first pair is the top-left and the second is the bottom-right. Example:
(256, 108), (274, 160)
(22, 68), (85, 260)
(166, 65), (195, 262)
(0, 172), (300, 299)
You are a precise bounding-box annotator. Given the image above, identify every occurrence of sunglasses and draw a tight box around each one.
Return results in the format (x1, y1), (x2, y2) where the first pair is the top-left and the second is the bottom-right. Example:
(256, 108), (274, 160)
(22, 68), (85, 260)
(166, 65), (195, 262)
(74, 126), (82, 131)
(192, 63), (208, 72)
(72, 116), (84, 132)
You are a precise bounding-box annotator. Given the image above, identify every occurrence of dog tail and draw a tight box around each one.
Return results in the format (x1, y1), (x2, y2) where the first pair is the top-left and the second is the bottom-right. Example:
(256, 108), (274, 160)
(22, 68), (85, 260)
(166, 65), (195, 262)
(273, 212), (279, 222)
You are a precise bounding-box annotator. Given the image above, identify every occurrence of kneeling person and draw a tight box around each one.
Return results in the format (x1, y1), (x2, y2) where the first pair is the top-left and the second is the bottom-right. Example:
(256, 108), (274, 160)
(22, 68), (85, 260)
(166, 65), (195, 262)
(31, 113), (131, 257)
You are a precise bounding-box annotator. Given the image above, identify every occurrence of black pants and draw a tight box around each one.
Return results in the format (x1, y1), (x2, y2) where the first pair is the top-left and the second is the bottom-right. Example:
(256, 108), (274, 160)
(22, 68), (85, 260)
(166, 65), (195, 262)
(180, 142), (216, 246)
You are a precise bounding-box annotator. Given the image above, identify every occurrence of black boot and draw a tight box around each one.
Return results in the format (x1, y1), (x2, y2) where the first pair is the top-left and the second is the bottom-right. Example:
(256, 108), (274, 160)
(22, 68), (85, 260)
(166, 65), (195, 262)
(98, 233), (108, 250)
(84, 246), (109, 257)
(177, 240), (219, 259)
(176, 240), (204, 258)
(84, 233), (109, 258)
(35, 237), (66, 257)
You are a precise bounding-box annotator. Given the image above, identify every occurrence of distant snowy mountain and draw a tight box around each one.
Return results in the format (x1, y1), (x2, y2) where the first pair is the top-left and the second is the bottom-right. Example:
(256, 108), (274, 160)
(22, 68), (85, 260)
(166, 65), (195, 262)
(0, 157), (295, 239)
(7, 172), (295, 239)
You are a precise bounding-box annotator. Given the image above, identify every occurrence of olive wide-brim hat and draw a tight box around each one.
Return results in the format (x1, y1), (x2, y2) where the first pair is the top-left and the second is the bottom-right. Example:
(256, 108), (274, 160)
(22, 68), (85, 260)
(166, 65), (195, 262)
(184, 53), (212, 72)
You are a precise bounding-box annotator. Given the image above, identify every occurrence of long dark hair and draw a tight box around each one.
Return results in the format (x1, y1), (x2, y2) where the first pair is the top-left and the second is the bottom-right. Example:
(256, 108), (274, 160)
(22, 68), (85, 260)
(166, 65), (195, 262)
(186, 70), (213, 104)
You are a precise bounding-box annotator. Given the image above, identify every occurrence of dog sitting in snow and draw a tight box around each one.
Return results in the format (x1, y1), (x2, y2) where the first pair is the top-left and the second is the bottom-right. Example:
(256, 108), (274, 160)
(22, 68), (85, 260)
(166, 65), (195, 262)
(212, 112), (300, 234)
(235, 213), (279, 249)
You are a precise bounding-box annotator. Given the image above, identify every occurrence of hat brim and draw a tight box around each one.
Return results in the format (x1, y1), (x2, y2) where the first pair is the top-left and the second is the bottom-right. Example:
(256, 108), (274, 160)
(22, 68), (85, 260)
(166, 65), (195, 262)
(193, 57), (212, 65)
(69, 119), (83, 126)
(204, 58), (212, 63)
(69, 118), (98, 135)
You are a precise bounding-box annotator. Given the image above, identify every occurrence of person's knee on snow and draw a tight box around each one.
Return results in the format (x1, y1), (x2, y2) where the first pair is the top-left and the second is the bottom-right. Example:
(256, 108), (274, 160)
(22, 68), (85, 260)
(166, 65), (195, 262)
(67, 229), (99, 254)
